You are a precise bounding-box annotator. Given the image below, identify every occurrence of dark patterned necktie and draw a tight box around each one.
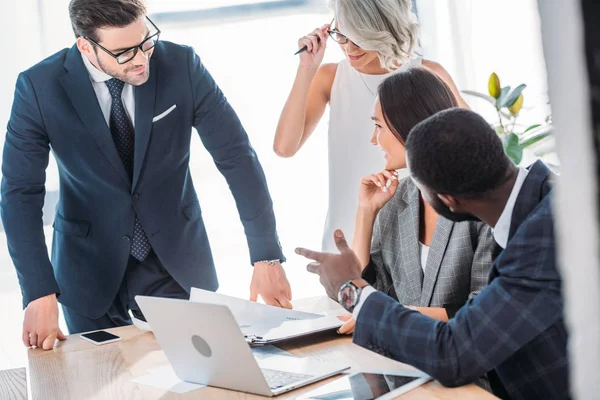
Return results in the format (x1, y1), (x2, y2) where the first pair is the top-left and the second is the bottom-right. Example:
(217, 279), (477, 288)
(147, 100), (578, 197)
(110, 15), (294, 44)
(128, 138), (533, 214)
(106, 78), (151, 261)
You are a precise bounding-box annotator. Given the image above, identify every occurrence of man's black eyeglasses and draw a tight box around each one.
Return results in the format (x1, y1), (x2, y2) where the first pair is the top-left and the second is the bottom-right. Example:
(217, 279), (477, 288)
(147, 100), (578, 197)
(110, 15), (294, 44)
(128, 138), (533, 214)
(83, 17), (161, 65)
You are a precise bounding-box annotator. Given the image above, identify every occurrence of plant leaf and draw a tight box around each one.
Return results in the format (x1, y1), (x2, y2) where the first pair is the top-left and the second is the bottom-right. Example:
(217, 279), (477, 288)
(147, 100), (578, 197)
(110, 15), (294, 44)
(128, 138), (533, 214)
(523, 124), (542, 134)
(501, 84), (527, 108)
(504, 133), (523, 165)
(520, 131), (552, 148)
(496, 86), (511, 108)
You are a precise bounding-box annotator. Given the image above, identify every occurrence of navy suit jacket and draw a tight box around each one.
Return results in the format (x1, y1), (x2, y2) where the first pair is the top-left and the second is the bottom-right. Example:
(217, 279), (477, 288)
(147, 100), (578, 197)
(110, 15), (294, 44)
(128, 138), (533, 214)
(1, 42), (284, 318)
(353, 161), (569, 400)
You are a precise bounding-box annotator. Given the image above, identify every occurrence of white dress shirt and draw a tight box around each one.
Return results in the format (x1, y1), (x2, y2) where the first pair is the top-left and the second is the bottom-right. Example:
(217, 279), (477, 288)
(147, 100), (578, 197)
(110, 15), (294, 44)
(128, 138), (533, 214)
(419, 242), (430, 273)
(81, 53), (136, 128)
(353, 167), (530, 320)
(492, 167), (529, 249)
(353, 286), (377, 318)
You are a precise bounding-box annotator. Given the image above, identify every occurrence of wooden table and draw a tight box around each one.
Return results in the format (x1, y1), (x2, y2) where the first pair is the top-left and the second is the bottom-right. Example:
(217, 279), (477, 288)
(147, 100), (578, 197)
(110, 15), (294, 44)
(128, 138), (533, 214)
(27, 297), (497, 399)
(0, 368), (27, 400)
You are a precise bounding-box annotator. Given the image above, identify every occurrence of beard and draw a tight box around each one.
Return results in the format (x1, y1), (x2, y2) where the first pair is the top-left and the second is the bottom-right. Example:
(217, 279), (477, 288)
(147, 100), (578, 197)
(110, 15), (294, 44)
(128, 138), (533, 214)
(96, 54), (149, 86)
(428, 194), (481, 223)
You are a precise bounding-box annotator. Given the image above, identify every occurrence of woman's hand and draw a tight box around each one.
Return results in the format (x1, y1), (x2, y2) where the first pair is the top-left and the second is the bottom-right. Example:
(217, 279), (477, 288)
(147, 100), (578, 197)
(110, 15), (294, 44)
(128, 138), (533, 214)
(358, 170), (399, 213)
(298, 24), (331, 67)
(337, 314), (356, 335)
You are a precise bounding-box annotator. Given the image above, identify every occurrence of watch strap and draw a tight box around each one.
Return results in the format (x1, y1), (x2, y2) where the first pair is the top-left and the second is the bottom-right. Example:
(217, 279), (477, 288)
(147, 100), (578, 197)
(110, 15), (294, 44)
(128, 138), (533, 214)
(254, 259), (280, 265)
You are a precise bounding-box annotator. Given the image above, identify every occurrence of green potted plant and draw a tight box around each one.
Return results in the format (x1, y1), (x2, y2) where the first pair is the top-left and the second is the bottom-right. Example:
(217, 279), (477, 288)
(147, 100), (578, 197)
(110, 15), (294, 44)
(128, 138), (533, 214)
(463, 72), (553, 165)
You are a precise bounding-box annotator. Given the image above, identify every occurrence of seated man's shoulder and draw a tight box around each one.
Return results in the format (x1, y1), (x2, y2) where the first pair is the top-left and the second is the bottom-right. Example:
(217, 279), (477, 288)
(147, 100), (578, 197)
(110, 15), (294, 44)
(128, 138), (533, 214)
(515, 193), (554, 237)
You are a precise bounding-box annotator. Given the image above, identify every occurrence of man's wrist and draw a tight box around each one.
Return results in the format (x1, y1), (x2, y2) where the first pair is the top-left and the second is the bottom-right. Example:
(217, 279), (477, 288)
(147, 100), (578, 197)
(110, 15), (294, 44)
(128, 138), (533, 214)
(25, 291), (59, 309)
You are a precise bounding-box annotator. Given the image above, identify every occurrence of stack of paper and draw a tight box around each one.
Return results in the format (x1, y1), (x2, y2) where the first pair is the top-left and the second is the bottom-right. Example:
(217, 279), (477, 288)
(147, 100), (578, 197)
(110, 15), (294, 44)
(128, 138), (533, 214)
(189, 288), (344, 345)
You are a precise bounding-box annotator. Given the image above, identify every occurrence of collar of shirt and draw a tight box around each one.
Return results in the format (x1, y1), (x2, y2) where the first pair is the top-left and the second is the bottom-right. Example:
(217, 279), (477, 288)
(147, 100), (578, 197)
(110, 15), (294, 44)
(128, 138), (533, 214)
(81, 53), (112, 83)
(493, 167), (530, 248)
(79, 52), (136, 128)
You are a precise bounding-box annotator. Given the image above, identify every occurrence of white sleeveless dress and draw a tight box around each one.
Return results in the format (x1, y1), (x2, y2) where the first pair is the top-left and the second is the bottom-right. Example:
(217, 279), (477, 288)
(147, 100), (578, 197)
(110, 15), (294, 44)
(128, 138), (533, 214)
(322, 56), (423, 252)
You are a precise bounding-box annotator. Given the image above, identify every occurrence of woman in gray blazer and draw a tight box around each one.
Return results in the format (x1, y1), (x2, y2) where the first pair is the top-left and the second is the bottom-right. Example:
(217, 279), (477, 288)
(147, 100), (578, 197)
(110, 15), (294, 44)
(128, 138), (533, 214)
(340, 67), (495, 333)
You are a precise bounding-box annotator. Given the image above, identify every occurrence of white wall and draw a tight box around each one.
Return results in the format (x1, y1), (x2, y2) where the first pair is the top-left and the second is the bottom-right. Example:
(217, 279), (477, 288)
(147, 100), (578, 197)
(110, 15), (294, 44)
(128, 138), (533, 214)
(0, 1), (44, 134)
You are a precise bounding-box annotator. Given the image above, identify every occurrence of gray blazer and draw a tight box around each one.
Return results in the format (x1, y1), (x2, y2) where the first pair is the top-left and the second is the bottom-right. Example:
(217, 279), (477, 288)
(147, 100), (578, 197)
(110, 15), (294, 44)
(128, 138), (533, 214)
(363, 177), (495, 312)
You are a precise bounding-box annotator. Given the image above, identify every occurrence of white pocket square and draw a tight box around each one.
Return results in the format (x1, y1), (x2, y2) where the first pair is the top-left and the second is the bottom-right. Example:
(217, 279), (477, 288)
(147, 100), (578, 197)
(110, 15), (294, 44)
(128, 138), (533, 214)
(152, 104), (177, 123)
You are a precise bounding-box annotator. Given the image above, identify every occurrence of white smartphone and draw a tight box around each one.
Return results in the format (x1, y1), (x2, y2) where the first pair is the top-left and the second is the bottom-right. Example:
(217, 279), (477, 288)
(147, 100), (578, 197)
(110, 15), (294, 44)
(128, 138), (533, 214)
(80, 330), (122, 346)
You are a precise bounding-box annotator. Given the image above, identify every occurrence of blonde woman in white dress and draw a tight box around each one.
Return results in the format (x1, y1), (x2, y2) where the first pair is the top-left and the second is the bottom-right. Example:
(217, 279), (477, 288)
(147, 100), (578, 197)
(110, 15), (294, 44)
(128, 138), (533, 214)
(274, 0), (469, 252)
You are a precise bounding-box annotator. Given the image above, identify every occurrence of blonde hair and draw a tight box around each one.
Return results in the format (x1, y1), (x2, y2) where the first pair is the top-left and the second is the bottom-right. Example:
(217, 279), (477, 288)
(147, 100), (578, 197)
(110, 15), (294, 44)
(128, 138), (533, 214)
(328, 0), (419, 71)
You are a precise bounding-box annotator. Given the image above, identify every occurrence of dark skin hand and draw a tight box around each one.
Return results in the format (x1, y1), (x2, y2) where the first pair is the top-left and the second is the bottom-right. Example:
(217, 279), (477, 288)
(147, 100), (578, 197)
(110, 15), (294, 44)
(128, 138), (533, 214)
(295, 230), (364, 299)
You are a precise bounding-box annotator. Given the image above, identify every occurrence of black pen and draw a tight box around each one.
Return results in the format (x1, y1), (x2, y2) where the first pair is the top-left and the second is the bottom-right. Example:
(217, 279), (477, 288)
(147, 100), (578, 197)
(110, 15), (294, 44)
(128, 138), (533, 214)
(294, 18), (334, 55)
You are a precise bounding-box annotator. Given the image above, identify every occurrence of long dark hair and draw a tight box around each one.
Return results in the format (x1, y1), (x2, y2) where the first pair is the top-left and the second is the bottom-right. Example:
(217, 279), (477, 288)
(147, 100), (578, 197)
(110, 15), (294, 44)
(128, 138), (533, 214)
(378, 67), (458, 144)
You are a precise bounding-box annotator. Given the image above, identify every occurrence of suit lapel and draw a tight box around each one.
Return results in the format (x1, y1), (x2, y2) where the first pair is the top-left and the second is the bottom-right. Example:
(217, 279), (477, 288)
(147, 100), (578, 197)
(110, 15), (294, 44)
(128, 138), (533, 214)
(132, 58), (157, 190)
(420, 217), (454, 305)
(59, 45), (130, 186)
(490, 161), (552, 283)
(397, 182), (424, 303)
(508, 161), (552, 240)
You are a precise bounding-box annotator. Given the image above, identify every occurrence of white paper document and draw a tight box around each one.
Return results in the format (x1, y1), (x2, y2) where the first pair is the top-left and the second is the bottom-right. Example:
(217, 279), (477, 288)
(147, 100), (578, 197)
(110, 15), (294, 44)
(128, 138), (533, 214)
(190, 288), (343, 344)
(189, 288), (321, 322)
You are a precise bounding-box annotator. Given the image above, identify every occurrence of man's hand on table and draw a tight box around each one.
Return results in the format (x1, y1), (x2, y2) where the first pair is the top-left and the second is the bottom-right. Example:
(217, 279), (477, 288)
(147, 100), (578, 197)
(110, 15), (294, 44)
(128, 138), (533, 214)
(250, 261), (293, 309)
(23, 293), (66, 350)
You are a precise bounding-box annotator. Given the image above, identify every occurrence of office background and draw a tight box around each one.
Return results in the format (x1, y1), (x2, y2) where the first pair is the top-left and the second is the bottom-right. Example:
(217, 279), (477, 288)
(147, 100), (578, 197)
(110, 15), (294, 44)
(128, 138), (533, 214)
(0, 0), (553, 374)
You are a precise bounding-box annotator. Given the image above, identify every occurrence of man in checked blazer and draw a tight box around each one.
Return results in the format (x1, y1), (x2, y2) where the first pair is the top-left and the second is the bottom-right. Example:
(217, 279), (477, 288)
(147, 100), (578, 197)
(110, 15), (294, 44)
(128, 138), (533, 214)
(297, 108), (568, 400)
(2, 0), (292, 348)
(362, 176), (494, 318)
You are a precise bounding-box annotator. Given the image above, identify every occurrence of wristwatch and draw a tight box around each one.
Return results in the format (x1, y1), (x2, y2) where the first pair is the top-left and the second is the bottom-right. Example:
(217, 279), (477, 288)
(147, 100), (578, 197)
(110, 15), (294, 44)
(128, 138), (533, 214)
(254, 259), (280, 265)
(338, 280), (364, 313)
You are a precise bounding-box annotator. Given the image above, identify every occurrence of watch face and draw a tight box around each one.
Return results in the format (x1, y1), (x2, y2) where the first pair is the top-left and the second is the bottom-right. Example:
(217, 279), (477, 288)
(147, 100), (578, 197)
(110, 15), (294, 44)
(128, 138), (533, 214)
(339, 284), (357, 310)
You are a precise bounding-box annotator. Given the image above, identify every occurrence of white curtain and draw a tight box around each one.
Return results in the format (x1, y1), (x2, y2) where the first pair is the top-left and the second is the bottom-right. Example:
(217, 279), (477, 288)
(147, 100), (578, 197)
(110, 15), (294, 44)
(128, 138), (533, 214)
(416, 0), (549, 129)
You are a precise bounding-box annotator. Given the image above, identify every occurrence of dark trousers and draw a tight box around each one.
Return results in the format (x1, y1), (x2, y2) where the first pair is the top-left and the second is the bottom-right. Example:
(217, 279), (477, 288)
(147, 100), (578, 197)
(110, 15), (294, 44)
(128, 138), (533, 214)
(62, 250), (188, 334)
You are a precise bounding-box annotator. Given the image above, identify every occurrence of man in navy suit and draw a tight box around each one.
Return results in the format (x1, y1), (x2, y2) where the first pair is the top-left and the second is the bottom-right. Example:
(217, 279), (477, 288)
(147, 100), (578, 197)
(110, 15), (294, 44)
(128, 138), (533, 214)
(297, 109), (569, 399)
(2, 0), (292, 349)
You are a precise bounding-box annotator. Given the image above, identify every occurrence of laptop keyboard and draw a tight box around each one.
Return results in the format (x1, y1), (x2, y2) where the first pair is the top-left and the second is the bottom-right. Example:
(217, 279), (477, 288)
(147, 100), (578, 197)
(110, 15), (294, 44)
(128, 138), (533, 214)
(261, 368), (314, 390)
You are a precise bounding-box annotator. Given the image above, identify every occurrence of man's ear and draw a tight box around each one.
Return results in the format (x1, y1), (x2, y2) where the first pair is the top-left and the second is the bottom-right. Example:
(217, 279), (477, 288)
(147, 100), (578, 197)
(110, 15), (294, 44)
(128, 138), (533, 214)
(438, 193), (460, 212)
(76, 36), (93, 58)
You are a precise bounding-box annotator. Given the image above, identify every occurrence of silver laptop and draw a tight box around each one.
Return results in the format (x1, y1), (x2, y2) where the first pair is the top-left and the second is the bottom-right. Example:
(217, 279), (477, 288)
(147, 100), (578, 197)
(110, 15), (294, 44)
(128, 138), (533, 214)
(136, 295), (350, 397)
